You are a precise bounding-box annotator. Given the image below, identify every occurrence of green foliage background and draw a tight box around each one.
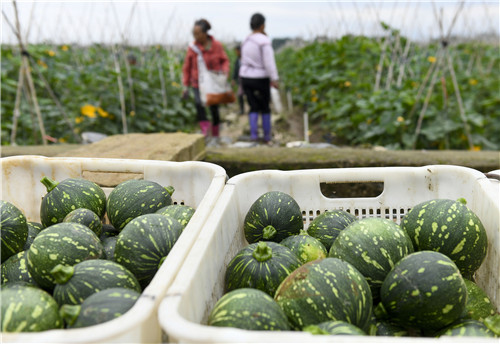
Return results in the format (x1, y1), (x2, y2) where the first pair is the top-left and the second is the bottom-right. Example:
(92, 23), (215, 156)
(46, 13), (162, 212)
(1, 34), (499, 150)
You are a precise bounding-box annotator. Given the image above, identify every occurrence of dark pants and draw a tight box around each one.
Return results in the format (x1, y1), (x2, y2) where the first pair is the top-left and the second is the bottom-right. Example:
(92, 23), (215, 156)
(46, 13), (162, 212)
(241, 77), (271, 114)
(192, 88), (220, 126)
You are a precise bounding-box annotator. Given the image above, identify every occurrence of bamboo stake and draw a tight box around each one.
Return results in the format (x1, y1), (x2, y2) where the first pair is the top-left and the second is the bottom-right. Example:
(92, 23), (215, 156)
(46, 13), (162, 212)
(412, 52), (445, 149)
(122, 51), (136, 114)
(374, 38), (388, 92)
(396, 39), (412, 87)
(10, 63), (25, 145)
(8, 0), (48, 145)
(111, 45), (128, 134)
(385, 32), (401, 90)
(157, 59), (168, 109)
(446, 52), (474, 150)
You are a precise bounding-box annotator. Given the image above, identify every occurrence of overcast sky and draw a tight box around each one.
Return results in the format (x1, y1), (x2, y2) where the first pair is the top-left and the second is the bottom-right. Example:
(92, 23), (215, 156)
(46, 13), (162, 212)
(2, 1), (499, 46)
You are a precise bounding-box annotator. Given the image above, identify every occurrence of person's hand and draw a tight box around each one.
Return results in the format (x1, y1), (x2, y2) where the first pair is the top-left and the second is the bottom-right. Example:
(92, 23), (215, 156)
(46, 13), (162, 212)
(271, 80), (279, 89)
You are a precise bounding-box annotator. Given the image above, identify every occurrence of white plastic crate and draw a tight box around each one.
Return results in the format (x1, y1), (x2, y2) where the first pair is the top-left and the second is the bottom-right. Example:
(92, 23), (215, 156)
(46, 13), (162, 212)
(159, 165), (500, 343)
(0, 155), (227, 343)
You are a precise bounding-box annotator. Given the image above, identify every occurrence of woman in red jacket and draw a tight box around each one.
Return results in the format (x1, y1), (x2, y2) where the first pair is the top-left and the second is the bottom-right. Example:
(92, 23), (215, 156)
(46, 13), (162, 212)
(182, 19), (230, 138)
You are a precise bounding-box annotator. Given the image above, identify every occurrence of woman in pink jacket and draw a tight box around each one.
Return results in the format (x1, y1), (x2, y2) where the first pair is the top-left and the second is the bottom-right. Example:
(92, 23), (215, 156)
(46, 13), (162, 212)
(239, 13), (279, 144)
(182, 19), (230, 138)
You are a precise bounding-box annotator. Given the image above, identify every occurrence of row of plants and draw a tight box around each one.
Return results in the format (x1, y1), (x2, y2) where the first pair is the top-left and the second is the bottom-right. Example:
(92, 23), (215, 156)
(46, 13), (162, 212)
(277, 32), (500, 150)
(1, 31), (499, 149)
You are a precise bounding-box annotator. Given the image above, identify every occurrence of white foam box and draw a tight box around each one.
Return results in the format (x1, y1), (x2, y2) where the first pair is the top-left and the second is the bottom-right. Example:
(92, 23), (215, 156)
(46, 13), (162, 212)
(159, 165), (499, 343)
(1, 155), (227, 343)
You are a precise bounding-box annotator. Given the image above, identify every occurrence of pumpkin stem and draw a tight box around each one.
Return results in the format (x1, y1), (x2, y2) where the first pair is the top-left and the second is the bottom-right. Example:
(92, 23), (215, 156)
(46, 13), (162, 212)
(252, 241), (273, 262)
(299, 229), (309, 236)
(303, 325), (330, 335)
(158, 256), (166, 269)
(40, 176), (59, 192)
(262, 225), (277, 240)
(165, 186), (175, 196)
(51, 264), (75, 284)
(457, 197), (467, 205)
(60, 304), (81, 327)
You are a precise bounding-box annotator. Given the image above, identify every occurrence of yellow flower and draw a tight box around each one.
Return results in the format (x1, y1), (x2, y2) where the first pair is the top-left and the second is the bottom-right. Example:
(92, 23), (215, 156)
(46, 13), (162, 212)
(61, 45), (69, 51)
(397, 116), (404, 123)
(366, 118), (373, 125)
(428, 56), (436, 63)
(471, 145), (481, 151)
(311, 89), (317, 95)
(81, 104), (97, 118)
(469, 79), (478, 86)
(130, 111), (136, 117)
(344, 81), (351, 87)
(171, 81), (180, 88)
(37, 59), (48, 68)
(311, 96), (318, 103)
(75, 116), (84, 124)
(97, 107), (109, 118)
(47, 50), (56, 57)
(59, 137), (67, 143)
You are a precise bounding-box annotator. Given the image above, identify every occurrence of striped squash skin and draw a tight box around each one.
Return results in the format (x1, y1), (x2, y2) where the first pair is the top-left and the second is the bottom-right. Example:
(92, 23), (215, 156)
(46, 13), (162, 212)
(52, 259), (141, 306)
(224, 241), (302, 297)
(27, 223), (104, 292)
(63, 208), (102, 237)
(208, 288), (290, 331)
(40, 178), (106, 228)
(275, 258), (373, 331)
(1, 284), (63, 332)
(280, 231), (327, 264)
(436, 319), (496, 337)
(156, 204), (195, 229)
(463, 279), (496, 321)
(303, 320), (366, 335)
(114, 214), (182, 289)
(69, 287), (140, 328)
(1, 200), (29, 262)
(1, 251), (38, 287)
(380, 251), (467, 331)
(107, 179), (173, 230)
(244, 191), (303, 244)
(307, 210), (357, 251)
(401, 198), (488, 279)
(329, 218), (414, 300)
(23, 222), (43, 251)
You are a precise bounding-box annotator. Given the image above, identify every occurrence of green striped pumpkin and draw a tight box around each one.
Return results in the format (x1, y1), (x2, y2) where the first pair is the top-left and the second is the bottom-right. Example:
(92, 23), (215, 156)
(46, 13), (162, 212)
(106, 179), (174, 230)
(23, 222), (43, 251)
(280, 230), (327, 264)
(39, 177), (107, 228)
(208, 288), (290, 331)
(463, 279), (496, 321)
(1, 251), (38, 287)
(52, 259), (141, 305)
(99, 224), (120, 241)
(102, 236), (118, 261)
(303, 320), (366, 335)
(275, 258), (373, 331)
(27, 222), (103, 291)
(244, 191), (303, 244)
(61, 287), (140, 328)
(436, 319), (496, 337)
(1, 200), (28, 262)
(306, 209), (357, 251)
(156, 204), (195, 229)
(63, 208), (102, 237)
(1, 284), (63, 332)
(114, 213), (182, 289)
(224, 241), (301, 297)
(401, 198), (488, 279)
(380, 250), (467, 331)
(329, 218), (414, 300)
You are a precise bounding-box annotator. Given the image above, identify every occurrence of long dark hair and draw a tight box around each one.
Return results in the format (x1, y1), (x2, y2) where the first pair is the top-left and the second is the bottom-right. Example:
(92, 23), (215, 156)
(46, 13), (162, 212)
(194, 19), (211, 33)
(250, 13), (265, 30)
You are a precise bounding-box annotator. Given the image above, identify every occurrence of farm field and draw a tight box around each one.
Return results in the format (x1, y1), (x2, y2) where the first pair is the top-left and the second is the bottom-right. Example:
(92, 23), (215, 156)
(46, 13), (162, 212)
(1, 33), (499, 150)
